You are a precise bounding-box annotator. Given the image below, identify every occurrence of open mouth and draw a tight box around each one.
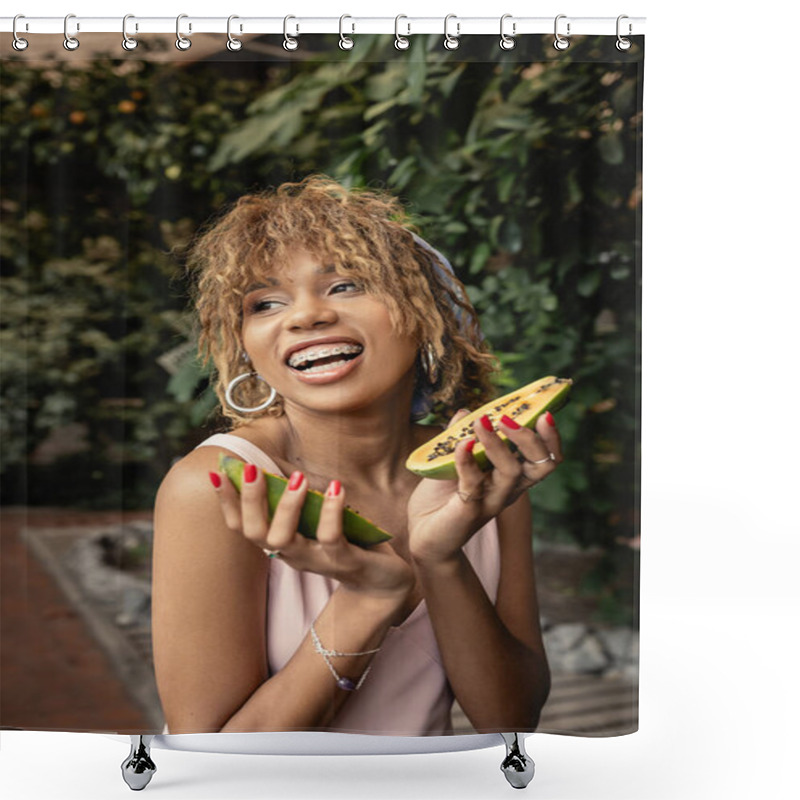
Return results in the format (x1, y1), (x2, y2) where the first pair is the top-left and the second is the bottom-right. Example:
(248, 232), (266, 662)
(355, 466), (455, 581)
(287, 343), (364, 375)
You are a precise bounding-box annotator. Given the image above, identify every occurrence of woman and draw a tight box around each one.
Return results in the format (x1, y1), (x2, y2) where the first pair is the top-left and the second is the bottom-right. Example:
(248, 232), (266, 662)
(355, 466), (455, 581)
(152, 176), (560, 736)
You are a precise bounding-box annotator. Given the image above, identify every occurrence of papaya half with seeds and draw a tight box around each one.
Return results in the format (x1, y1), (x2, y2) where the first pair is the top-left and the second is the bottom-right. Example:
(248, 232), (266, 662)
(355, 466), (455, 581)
(218, 454), (392, 547)
(405, 376), (573, 480)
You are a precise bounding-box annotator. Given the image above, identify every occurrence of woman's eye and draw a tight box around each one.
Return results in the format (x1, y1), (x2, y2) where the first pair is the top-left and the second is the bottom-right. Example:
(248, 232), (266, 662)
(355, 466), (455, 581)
(247, 298), (282, 314)
(331, 281), (360, 294)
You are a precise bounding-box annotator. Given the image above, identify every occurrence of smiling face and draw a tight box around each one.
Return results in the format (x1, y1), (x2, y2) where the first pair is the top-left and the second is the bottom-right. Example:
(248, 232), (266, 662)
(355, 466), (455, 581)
(240, 249), (421, 416)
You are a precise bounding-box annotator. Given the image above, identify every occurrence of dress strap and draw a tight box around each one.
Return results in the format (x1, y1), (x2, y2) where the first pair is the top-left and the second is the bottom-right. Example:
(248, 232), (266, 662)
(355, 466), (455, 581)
(195, 433), (286, 477)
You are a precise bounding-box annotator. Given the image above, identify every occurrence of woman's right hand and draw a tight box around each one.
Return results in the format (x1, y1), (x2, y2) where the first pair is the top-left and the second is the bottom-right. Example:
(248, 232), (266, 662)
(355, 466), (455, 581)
(210, 464), (415, 604)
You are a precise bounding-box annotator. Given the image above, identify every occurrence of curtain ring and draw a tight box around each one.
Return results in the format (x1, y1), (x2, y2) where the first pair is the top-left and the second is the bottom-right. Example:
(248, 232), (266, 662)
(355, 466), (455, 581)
(443, 14), (460, 51)
(553, 14), (570, 51)
(122, 14), (138, 51)
(63, 13), (80, 51)
(499, 14), (516, 50)
(12, 15), (29, 51)
(394, 15), (410, 50)
(339, 15), (355, 50)
(283, 15), (299, 51)
(227, 15), (243, 51)
(616, 15), (632, 51)
(175, 14), (192, 50)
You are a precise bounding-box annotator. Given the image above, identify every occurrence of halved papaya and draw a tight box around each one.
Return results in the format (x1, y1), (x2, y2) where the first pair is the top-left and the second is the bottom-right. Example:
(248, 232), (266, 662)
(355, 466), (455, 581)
(405, 376), (573, 480)
(218, 454), (392, 547)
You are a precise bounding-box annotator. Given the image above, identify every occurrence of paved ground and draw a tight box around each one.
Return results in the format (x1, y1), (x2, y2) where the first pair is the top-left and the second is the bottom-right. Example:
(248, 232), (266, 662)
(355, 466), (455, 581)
(2, 506), (636, 736)
(0, 507), (155, 733)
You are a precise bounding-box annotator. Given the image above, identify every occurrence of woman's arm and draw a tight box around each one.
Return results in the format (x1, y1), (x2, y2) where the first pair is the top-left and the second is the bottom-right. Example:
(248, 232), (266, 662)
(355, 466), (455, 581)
(152, 447), (407, 733)
(413, 492), (550, 732)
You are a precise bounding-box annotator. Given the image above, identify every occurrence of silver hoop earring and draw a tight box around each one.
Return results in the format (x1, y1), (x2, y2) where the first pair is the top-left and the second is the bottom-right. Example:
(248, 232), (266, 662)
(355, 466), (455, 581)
(225, 372), (277, 413)
(420, 342), (440, 384)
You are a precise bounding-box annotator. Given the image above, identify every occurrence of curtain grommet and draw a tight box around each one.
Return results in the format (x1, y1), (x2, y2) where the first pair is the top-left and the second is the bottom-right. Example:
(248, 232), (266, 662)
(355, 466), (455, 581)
(499, 14), (516, 50)
(394, 15), (410, 50)
(443, 14), (460, 51)
(553, 14), (570, 51)
(122, 14), (138, 51)
(283, 15), (299, 51)
(616, 15), (632, 51)
(227, 15), (243, 51)
(63, 13), (80, 51)
(175, 14), (192, 50)
(339, 14), (355, 50)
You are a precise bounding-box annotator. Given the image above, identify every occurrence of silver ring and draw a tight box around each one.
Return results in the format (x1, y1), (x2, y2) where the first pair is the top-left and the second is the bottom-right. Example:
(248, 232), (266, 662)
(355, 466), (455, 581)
(227, 15), (243, 51)
(339, 15), (355, 50)
(63, 13), (79, 51)
(122, 14), (138, 51)
(264, 549), (282, 559)
(394, 15), (410, 50)
(176, 14), (192, 50)
(531, 453), (556, 465)
(553, 14), (570, 51)
(443, 14), (460, 51)
(499, 14), (516, 50)
(616, 15), (632, 51)
(283, 15), (299, 51)
(12, 15), (29, 51)
(225, 373), (278, 413)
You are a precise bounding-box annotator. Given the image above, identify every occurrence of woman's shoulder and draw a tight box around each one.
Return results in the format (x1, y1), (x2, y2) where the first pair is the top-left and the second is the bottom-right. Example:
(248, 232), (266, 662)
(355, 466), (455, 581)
(159, 425), (284, 497)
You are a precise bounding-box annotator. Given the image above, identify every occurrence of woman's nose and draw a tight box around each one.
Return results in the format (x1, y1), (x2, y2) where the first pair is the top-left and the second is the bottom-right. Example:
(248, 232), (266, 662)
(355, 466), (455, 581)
(285, 293), (339, 329)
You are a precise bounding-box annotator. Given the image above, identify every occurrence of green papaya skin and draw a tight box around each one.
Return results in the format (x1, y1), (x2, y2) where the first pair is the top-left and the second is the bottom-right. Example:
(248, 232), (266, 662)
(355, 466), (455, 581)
(218, 454), (392, 547)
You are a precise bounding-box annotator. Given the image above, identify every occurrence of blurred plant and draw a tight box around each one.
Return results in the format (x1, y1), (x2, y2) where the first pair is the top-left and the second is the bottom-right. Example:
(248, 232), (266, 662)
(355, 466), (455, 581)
(1, 35), (641, 573)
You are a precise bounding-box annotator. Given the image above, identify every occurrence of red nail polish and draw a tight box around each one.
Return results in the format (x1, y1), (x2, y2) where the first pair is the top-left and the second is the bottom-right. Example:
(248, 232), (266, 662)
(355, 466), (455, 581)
(327, 479), (341, 497)
(244, 464), (257, 483)
(288, 471), (304, 491)
(465, 438), (477, 453)
(501, 414), (521, 430)
(545, 411), (556, 427)
(479, 414), (493, 432)
(209, 471), (222, 488)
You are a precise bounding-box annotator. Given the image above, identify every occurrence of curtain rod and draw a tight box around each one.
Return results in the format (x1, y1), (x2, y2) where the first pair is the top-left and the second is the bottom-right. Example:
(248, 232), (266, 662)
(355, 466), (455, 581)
(1, 15), (646, 37)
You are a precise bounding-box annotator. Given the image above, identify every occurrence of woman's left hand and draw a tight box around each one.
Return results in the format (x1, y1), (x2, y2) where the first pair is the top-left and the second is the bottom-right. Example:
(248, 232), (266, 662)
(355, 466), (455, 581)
(407, 409), (563, 565)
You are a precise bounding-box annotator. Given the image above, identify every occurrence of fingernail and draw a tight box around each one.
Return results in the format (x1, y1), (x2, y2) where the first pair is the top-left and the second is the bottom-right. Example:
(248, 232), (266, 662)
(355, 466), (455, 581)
(479, 414), (493, 432)
(209, 471), (222, 489)
(288, 471), (304, 491)
(327, 479), (341, 497)
(465, 438), (477, 453)
(244, 464), (258, 483)
(501, 414), (521, 430)
(545, 411), (556, 427)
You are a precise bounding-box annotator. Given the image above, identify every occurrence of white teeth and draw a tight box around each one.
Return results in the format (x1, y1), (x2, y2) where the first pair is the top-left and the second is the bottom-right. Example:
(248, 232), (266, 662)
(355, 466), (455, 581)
(301, 359), (353, 374)
(288, 342), (363, 368)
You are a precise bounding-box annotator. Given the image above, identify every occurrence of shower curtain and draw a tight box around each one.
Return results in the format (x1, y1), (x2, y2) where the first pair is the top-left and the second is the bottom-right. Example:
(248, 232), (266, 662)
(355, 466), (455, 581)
(0, 24), (642, 739)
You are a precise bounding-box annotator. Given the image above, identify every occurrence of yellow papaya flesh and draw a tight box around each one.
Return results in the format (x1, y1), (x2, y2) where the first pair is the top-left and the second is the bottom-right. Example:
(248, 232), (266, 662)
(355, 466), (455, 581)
(218, 454), (392, 547)
(405, 376), (573, 480)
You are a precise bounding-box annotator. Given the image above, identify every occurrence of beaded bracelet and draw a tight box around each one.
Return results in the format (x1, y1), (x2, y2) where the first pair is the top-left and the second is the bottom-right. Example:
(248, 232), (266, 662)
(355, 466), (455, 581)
(309, 623), (381, 691)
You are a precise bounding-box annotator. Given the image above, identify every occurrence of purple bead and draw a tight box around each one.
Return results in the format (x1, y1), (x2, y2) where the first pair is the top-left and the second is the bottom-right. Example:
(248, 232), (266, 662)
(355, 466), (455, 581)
(337, 677), (356, 691)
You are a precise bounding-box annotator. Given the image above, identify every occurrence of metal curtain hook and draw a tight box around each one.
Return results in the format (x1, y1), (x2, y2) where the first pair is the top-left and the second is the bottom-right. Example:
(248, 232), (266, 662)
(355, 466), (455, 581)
(176, 14), (192, 50)
(394, 15), (410, 50)
(283, 15), (299, 51)
(122, 14), (138, 51)
(616, 15), (632, 51)
(12, 14), (29, 51)
(553, 14), (570, 51)
(500, 14), (516, 50)
(227, 15), (242, 51)
(63, 13), (79, 51)
(443, 14), (460, 51)
(339, 15), (354, 50)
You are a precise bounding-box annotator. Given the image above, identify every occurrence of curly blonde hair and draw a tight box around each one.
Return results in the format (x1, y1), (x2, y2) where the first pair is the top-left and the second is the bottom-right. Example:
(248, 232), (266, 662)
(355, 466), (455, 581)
(186, 175), (499, 426)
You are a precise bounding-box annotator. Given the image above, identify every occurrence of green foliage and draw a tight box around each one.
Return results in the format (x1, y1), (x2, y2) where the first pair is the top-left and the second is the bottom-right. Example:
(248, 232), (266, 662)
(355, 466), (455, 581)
(1, 36), (641, 565)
